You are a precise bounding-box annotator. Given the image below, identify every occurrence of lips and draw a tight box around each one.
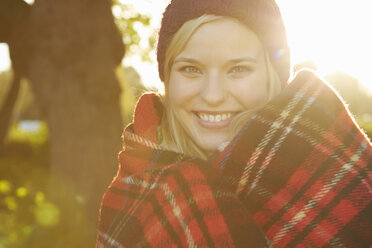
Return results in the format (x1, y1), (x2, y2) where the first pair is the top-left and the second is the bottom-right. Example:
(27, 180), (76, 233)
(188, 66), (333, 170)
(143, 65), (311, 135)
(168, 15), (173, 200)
(194, 111), (236, 128)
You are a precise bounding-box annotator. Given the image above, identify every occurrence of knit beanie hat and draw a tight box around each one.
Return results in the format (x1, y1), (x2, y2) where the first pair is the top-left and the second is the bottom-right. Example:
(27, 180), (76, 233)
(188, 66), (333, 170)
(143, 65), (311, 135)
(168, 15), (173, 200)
(157, 0), (290, 87)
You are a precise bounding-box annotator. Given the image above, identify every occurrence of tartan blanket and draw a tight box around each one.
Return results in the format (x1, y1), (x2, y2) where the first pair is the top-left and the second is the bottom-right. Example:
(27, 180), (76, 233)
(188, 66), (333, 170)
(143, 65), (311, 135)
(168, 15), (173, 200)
(97, 70), (372, 247)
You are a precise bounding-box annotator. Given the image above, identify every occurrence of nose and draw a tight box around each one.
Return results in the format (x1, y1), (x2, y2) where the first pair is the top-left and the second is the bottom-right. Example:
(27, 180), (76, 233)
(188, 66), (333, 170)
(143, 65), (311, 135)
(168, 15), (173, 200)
(200, 73), (226, 106)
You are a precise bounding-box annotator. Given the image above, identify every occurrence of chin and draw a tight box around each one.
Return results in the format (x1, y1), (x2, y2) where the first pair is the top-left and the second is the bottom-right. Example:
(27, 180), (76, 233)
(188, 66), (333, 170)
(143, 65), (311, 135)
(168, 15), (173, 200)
(196, 136), (230, 154)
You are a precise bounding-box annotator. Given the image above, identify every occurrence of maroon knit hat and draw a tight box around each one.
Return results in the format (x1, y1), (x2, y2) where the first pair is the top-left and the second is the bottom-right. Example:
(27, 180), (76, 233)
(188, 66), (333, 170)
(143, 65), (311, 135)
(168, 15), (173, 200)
(157, 0), (290, 87)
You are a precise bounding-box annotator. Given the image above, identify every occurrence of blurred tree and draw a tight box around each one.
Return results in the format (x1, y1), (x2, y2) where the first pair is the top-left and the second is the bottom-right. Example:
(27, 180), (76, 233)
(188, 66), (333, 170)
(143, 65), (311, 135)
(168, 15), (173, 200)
(325, 72), (372, 117)
(1, 0), (156, 246)
(112, 1), (156, 124)
(112, 0), (155, 62)
(117, 66), (146, 125)
(26, 0), (124, 246)
(0, 0), (31, 150)
(294, 61), (372, 119)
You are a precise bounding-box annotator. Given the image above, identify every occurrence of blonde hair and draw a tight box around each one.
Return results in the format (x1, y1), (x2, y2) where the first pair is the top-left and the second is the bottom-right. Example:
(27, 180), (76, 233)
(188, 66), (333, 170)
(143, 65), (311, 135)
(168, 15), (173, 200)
(159, 14), (282, 160)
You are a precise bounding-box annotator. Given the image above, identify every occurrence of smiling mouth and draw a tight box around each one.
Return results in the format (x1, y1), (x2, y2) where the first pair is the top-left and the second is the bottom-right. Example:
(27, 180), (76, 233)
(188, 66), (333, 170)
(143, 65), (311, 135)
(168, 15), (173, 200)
(194, 112), (237, 126)
(198, 112), (232, 122)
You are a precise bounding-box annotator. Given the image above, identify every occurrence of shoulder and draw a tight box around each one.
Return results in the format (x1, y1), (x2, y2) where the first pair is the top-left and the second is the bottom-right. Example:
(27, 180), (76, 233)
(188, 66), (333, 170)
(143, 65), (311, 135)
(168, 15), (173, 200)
(288, 68), (332, 90)
(283, 69), (347, 113)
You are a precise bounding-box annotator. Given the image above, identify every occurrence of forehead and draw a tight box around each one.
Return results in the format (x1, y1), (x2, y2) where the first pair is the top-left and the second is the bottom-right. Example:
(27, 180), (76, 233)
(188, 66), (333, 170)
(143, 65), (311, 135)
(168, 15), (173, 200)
(178, 18), (264, 59)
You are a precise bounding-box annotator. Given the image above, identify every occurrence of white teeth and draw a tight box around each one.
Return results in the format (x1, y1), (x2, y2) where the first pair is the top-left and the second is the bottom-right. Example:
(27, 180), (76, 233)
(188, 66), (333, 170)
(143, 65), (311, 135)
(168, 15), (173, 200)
(200, 114), (208, 121)
(198, 113), (233, 123)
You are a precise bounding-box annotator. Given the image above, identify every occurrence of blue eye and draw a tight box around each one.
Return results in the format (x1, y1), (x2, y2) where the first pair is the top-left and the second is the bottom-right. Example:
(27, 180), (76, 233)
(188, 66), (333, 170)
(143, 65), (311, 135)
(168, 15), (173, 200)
(182, 66), (201, 74)
(230, 66), (250, 73)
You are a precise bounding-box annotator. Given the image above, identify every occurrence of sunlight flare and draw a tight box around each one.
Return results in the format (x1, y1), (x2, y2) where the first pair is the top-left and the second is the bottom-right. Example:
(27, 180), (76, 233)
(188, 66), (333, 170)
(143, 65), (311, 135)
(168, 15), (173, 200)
(277, 0), (372, 92)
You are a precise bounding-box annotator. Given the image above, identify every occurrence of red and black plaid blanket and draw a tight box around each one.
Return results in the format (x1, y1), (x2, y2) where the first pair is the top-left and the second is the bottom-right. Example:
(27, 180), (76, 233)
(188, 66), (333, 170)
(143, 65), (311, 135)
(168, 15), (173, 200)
(97, 70), (372, 247)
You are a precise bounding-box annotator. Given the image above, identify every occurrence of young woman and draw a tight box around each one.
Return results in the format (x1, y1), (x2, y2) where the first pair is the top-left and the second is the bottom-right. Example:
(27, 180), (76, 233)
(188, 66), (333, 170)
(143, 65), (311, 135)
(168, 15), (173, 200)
(97, 0), (372, 247)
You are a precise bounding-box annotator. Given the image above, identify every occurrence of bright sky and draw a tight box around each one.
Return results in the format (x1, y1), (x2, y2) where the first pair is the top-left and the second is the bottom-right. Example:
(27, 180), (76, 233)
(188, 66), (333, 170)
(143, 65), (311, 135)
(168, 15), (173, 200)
(0, 44), (10, 72)
(277, 0), (372, 92)
(1, 0), (371, 93)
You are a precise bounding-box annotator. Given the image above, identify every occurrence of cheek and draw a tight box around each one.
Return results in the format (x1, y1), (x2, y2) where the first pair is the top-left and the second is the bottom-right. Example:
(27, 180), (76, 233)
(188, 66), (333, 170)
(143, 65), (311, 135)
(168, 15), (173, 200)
(168, 73), (183, 106)
(232, 78), (267, 109)
(168, 74), (199, 107)
(168, 83), (186, 108)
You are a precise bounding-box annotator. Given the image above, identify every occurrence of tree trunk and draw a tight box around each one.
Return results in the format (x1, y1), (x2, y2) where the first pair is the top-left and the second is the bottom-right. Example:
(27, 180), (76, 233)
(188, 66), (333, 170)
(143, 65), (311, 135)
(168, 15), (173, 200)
(27, 0), (124, 246)
(0, 73), (20, 149)
(0, 0), (31, 148)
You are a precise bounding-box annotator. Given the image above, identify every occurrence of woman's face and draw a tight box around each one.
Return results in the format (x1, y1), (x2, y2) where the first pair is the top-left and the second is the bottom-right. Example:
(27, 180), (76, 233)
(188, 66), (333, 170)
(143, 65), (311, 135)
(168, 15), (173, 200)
(168, 18), (268, 154)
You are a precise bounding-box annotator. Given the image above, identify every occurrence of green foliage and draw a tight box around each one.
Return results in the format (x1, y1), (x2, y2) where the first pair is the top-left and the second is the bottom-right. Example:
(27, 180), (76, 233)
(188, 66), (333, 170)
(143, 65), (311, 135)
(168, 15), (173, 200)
(0, 121), (98, 247)
(116, 66), (146, 125)
(7, 121), (48, 148)
(0, 180), (59, 248)
(112, 1), (156, 62)
(0, 71), (42, 121)
(0, 121), (51, 247)
(358, 120), (372, 141)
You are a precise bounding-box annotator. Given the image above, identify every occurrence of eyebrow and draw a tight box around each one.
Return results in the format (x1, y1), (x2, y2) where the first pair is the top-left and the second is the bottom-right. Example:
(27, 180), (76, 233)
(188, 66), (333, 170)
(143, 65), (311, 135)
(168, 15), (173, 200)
(228, 57), (257, 64)
(173, 56), (257, 64)
(230, 57), (257, 63)
(173, 57), (200, 64)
